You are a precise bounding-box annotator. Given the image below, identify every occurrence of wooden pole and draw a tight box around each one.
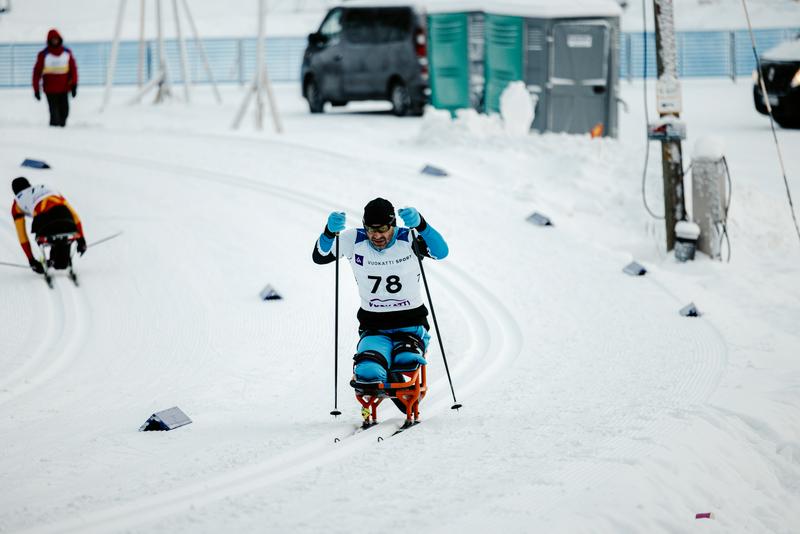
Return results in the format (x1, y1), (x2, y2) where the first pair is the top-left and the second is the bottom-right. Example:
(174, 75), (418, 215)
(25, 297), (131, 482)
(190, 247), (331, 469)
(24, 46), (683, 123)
(172, 0), (191, 102)
(101, 0), (127, 112)
(231, 0), (283, 133)
(260, 1), (283, 134)
(154, 0), (171, 103)
(180, 0), (221, 103)
(653, 0), (686, 251)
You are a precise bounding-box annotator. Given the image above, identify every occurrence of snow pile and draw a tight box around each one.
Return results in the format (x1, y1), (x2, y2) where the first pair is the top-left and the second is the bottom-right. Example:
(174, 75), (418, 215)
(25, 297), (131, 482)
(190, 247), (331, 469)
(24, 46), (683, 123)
(416, 106), (506, 145)
(692, 136), (726, 161)
(499, 81), (536, 137)
(675, 219), (701, 239)
(416, 85), (540, 146)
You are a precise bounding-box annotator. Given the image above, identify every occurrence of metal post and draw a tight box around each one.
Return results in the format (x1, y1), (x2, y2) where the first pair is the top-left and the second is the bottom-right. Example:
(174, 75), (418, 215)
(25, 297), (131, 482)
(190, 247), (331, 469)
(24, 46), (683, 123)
(238, 39), (245, 86)
(729, 31), (736, 81)
(653, 0), (686, 251)
(146, 44), (152, 81)
(626, 33), (632, 83)
(138, 0), (146, 87)
(255, 0), (265, 130)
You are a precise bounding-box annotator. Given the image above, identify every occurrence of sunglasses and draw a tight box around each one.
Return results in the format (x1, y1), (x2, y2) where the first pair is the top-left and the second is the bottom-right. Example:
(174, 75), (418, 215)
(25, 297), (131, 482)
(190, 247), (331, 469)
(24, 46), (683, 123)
(364, 224), (392, 233)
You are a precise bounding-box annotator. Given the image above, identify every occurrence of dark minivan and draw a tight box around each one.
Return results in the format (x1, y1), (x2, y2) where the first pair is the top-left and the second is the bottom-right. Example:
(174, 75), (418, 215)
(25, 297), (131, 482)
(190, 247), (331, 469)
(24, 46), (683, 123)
(301, 5), (429, 116)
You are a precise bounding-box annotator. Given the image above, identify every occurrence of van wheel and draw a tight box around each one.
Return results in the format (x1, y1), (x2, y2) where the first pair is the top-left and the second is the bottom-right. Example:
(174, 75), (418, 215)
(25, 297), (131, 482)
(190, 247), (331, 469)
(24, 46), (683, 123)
(390, 82), (411, 117)
(409, 102), (425, 117)
(305, 79), (325, 114)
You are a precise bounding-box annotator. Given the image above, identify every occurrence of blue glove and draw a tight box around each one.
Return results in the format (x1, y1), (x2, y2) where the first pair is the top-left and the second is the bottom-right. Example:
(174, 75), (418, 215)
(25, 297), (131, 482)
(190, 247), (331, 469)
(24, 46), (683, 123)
(398, 207), (421, 228)
(327, 211), (345, 234)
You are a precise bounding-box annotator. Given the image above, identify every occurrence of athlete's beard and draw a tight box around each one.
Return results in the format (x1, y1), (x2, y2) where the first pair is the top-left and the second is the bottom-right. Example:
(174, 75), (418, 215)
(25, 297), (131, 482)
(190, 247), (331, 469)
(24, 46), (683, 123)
(369, 228), (394, 250)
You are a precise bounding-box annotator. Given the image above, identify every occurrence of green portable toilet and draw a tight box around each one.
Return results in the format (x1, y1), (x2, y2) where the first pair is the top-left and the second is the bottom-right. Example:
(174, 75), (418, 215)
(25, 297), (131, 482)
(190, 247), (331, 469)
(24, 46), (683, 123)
(484, 14), (524, 114)
(427, 10), (488, 112)
(428, 13), (471, 111)
(427, 0), (622, 137)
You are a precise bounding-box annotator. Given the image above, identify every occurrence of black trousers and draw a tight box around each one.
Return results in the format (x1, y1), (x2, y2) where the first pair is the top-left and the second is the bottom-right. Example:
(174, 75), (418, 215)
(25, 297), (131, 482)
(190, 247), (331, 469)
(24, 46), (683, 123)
(46, 92), (70, 127)
(33, 205), (77, 269)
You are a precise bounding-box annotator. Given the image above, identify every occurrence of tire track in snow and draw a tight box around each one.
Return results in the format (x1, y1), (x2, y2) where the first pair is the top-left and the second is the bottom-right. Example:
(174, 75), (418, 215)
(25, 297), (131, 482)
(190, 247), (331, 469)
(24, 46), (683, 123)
(8, 142), (522, 534)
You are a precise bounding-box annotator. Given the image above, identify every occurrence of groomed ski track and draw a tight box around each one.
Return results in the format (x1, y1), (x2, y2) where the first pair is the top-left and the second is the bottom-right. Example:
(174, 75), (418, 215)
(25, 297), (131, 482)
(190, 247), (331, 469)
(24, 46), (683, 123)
(0, 126), (727, 533)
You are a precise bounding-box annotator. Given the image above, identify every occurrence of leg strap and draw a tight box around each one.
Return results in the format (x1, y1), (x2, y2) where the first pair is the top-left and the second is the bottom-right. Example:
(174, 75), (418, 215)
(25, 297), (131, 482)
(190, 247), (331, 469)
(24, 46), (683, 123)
(353, 350), (389, 370)
(389, 332), (425, 359)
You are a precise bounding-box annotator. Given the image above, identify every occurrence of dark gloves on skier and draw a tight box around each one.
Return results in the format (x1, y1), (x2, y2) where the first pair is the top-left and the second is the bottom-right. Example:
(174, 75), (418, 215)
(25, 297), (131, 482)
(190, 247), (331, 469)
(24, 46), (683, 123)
(29, 258), (44, 274)
(34, 91), (41, 101)
(76, 237), (87, 256)
(71, 86), (77, 98)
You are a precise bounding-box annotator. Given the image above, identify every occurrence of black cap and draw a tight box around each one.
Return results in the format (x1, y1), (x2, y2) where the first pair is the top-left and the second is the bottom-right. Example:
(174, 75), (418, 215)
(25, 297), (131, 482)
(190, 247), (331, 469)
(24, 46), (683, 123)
(362, 197), (395, 227)
(12, 177), (30, 195)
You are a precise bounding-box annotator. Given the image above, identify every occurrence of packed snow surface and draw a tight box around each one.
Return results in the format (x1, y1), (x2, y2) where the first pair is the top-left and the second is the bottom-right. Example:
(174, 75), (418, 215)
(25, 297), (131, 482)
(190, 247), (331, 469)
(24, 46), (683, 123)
(2, 2), (800, 533)
(1, 75), (799, 533)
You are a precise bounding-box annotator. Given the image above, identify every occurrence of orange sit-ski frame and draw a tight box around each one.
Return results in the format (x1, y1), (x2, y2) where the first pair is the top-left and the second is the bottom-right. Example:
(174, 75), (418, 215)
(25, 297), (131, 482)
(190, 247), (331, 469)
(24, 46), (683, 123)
(355, 364), (427, 426)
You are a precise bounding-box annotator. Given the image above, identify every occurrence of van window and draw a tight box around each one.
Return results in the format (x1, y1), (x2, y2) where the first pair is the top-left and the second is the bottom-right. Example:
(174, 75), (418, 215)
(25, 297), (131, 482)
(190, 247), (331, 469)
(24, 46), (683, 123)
(375, 8), (412, 42)
(343, 9), (378, 44)
(320, 8), (343, 40)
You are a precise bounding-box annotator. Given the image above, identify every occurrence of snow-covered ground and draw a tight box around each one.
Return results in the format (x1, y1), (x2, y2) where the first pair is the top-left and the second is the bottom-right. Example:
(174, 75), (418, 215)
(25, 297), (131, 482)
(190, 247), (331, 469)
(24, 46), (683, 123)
(0, 0), (798, 42)
(1, 68), (799, 533)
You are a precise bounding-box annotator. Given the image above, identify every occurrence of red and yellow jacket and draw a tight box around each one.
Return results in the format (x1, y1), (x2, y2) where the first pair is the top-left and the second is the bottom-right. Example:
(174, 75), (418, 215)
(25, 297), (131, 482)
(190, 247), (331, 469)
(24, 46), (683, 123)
(32, 29), (78, 95)
(12, 185), (84, 261)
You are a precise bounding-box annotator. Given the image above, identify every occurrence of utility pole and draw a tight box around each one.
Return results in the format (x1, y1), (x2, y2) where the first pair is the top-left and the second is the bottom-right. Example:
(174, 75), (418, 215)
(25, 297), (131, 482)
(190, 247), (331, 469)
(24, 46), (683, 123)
(651, 0), (686, 251)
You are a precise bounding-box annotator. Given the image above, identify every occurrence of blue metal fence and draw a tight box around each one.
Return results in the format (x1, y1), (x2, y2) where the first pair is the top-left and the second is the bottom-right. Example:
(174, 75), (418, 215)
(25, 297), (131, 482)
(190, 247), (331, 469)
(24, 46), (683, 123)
(1, 28), (798, 88)
(619, 28), (799, 81)
(0, 37), (307, 88)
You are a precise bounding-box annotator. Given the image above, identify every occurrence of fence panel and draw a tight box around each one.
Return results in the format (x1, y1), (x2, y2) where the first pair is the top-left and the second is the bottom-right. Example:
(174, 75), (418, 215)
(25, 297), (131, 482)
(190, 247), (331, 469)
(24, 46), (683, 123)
(1, 29), (798, 88)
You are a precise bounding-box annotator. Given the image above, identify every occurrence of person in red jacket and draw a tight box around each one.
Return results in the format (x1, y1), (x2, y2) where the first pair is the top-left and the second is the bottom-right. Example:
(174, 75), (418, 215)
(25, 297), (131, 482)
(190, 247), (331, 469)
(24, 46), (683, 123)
(11, 177), (87, 274)
(32, 29), (78, 127)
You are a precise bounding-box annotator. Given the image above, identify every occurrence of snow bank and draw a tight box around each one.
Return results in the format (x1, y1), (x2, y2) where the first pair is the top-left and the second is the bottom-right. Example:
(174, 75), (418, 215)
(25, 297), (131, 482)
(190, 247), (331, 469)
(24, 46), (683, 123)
(762, 38), (800, 62)
(417, 106), (506, 145)
(417, 84), (539, 145)
(500, 81), (536, 137)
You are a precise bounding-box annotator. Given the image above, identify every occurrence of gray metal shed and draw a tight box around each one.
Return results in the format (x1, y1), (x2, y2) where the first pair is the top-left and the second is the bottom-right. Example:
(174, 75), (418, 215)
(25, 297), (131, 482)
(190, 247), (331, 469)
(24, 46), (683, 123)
(427, 0), (622, 136)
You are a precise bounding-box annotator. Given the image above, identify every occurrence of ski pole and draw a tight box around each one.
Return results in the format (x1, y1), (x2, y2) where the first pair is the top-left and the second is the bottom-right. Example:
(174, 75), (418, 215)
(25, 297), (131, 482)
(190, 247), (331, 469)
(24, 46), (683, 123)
(411, 229), (462, 410)
(0, 260), (29, 269)
(330, 234), (342, 417)
(88, 231), (123, 249)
